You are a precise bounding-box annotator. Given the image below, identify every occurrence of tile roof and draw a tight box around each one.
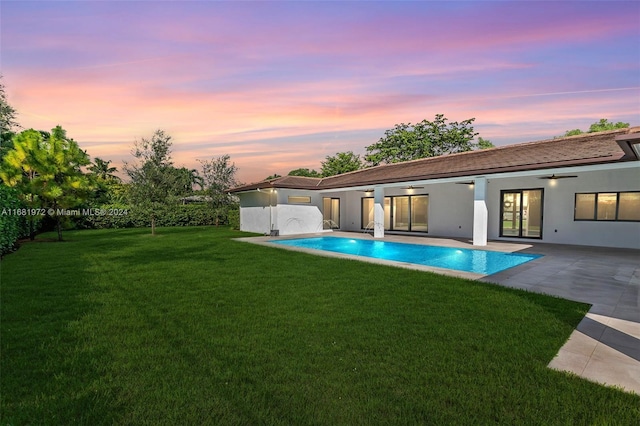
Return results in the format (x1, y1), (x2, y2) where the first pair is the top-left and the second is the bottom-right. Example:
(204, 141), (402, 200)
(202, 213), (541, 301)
(229, 127), (640, 192)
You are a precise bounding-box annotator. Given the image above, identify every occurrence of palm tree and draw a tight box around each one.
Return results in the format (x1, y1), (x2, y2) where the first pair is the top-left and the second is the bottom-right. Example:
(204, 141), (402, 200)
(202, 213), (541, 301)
(89, 157), (120, 182)
(172, 167), (204, 197)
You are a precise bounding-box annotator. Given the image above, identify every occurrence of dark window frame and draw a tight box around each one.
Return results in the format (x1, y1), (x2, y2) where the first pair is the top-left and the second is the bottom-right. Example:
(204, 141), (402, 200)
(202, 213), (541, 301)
(287, 195), (311, 204)
(323, 197), (340, 229)
(499, 188), (544, 239)
(574, 191), (640, 222)
(361, 194), (429, 233)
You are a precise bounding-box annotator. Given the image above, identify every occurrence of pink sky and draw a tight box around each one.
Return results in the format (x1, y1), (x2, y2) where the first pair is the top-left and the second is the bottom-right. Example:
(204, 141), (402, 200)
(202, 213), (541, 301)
(3, 1), (639, 183)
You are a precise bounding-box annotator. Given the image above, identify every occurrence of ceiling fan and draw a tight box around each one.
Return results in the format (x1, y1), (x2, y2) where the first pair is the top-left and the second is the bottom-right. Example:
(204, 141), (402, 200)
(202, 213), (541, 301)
(539, 174), (578, 180)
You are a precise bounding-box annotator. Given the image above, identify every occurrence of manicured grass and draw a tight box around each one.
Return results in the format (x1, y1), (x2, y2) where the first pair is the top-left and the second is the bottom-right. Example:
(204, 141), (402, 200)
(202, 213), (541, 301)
(1, 227), (638, 424)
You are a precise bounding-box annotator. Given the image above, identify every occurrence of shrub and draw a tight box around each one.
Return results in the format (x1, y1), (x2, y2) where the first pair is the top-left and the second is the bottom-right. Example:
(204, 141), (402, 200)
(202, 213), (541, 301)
(78, 203), (224, 229)
(0, 185), (24, 255)
(227, 207), (239, 230)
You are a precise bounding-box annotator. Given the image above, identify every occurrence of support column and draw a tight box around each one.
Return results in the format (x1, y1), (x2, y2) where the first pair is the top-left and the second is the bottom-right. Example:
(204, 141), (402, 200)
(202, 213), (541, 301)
(473, 177), (488, 246)
(269, 189), (278, 235)
(373, 186), (385, 238)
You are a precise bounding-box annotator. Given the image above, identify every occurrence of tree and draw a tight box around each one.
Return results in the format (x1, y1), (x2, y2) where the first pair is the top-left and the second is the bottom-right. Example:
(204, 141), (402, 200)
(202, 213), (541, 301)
(321, 151), (363, 177)
(199, 154), (240, 205)
(364, 114), (480, 166)
(477, 137), (495, 150)
(288, 168), (321, 178)
(562, 118), (629, 137)
(263, 173), (282, 180)
(0, 129), (46, 239)
(89, 157), (120, 182)
(199, 154), (240, 225)
(0, 75), (21, 161)
(124, 129), (177, 235)
(563, 129), (583, 137)
(588, 119), (629, 133)
(88, 158), (122, 205)
(0, 126), (92, 241)
(41, 127), (92, 240)
(168, 166), (203, 198)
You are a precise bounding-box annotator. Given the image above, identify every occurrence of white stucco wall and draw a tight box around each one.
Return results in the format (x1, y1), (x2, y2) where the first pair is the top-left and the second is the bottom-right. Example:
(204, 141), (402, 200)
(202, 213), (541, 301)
(238, 191), (273, 234)
(486, 166), (640, 249)
(273, 189), (328, 235)
(341, 191), (364, 231)
(424, 184), (475, 239)
(240, 206), (272, 234)
(238, 163), (639, 248)
(238, 189), (327, 235)
(274, 204), (323, 234)
(340, 184), (475, 238)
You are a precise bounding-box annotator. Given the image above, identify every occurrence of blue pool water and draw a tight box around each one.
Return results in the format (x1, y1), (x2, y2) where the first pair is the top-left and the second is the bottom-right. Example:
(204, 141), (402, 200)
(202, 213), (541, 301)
(270, 237), (541, 275)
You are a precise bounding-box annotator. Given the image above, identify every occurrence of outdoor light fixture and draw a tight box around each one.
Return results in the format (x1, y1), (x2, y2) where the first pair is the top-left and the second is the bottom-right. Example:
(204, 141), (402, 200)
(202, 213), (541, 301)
(402, 185), (424, 190)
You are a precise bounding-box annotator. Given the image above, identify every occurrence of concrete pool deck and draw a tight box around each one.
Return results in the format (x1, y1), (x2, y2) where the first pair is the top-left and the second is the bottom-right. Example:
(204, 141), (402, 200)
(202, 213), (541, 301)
(239, 232), (640, 395)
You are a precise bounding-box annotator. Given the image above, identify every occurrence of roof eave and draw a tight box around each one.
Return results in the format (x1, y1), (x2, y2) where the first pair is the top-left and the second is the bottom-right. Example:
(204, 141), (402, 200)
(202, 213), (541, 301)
(615, 133), (640, 160)
(314, 156), (628, 189)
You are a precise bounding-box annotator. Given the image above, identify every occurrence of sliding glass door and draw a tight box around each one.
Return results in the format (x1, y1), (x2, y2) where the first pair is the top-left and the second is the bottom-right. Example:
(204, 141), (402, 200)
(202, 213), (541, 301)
(361, 195), (429, 232)
(323, 198), (340, 229)
(410, 195), (429, 232)
(500, 189), (543, 238)
(393, 196), (410, 231)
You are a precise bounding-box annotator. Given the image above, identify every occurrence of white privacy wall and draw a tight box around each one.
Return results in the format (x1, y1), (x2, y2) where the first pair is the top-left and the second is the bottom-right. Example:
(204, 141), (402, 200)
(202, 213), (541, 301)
(275, 189), (326, 235)
(239, 189), (337, 235)
(275, 204), (324, 235)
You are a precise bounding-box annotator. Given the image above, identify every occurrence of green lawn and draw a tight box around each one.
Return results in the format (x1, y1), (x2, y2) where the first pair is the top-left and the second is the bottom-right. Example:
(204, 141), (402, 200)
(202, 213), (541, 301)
(1, 227), (638, 425)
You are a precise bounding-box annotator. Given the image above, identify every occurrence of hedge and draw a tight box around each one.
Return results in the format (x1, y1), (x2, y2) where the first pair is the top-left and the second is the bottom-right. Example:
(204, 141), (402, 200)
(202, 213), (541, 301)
(77, 203), (238, 230)
(0, 185), (30, 256)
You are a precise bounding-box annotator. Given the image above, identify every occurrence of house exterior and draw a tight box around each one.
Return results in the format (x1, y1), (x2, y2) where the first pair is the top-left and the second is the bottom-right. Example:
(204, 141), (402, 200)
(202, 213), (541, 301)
(229, 128), (640, 249)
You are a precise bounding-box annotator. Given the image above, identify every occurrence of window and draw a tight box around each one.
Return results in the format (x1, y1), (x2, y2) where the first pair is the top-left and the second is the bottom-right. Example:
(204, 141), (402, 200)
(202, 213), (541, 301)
(500, 189), (543, 239)
(288, 196), (311, 204)
(393, 196), (410, 231)
(361, 195), (429, 232)
(574, 192), (640, 221)
(323, 198), (340, 229)
(575, 194), (596, 220)
(362, 198), (374, 229)
(411, 195), (429, 232)
(619, 192), (640, 221)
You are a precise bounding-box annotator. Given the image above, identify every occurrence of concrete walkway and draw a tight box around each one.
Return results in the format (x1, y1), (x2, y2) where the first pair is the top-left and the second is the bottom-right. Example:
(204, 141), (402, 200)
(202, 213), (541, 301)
(481, 242), (640, 395)
(244, 232), (640, 395)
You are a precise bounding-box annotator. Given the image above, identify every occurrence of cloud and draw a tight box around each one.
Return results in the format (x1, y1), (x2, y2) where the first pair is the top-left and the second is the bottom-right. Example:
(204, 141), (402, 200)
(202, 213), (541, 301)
(2, 1), (638, 184)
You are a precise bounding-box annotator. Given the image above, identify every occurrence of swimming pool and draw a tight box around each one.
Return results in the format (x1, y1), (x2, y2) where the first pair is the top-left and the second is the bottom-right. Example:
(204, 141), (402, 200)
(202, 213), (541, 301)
(270, 237), (541, 275)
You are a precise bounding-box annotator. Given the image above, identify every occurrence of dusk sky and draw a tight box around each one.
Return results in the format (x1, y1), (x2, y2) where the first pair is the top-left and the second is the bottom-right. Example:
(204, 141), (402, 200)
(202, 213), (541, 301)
(2, 1), (639, 183)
